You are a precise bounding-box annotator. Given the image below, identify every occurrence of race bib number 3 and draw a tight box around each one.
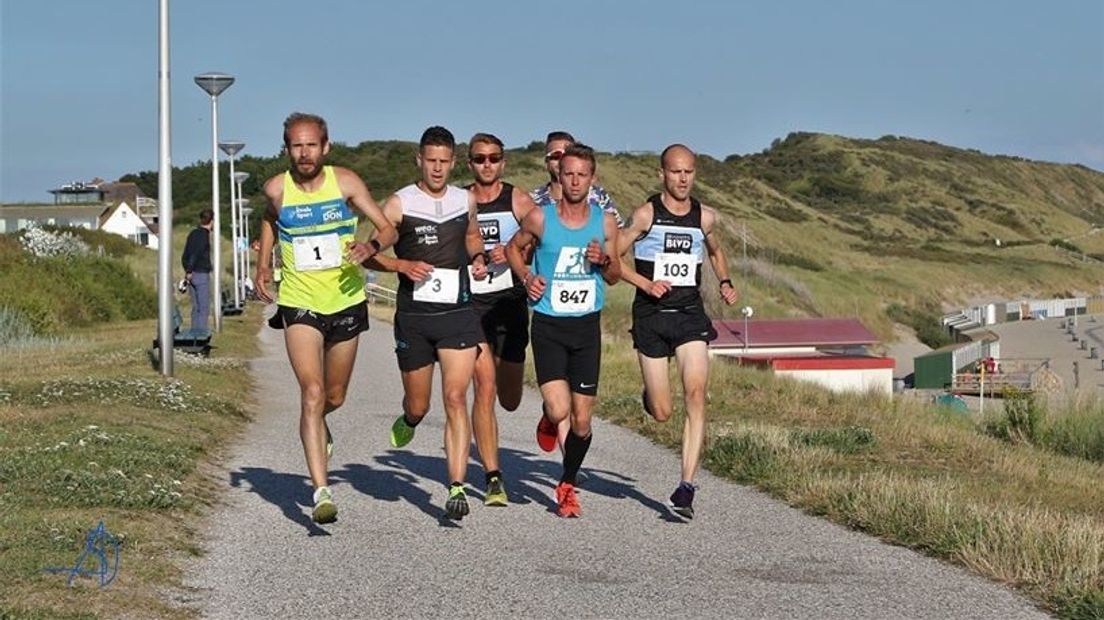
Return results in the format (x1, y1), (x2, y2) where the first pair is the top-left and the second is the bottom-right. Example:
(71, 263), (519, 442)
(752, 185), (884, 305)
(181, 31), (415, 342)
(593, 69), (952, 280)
(654, 252), (697, 287)
(413, 268), (461, 303)
(292, 233), (342, 272)
(468, 263), (513, 295)
(551, 279), (596, 314)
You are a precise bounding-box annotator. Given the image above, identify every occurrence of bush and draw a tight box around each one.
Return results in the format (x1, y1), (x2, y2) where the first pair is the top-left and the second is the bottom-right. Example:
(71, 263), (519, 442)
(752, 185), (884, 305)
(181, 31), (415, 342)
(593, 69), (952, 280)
(0, 233), (156, 335)
(885, 302), (955, 349)
(985, 388), (1043, 443)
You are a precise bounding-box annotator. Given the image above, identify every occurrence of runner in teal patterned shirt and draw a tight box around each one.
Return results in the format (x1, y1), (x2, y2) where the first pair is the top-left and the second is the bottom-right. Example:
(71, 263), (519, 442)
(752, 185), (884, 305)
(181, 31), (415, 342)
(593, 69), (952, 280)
(530, 131), (624, 229)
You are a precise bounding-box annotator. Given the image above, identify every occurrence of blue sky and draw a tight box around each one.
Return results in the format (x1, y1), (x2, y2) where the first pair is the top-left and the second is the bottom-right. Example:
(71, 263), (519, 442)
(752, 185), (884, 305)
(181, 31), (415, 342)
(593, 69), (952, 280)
(1, 0), (1102, 202)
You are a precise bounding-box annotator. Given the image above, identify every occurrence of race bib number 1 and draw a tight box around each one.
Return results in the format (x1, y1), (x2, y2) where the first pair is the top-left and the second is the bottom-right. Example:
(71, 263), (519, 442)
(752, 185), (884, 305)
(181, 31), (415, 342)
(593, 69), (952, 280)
(551, 279), (596, 314)
(292, 233), (342, 272)
(654, 252), (696, 287)
(468, 263), (513, 295)
(413, 268), (460, 303)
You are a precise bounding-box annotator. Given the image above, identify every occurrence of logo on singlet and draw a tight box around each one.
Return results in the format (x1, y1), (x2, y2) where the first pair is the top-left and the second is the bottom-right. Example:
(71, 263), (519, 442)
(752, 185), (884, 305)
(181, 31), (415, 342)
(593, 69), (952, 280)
(554, 247), (589, 276)
(479, 219), (501, 244)
(664, 232), (693, 253)
(415, 224), (438, 246)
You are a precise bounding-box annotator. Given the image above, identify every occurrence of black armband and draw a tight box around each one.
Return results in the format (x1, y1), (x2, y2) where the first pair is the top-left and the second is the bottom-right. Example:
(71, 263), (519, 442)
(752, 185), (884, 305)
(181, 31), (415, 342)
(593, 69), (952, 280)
(369, 239), (381, 254)
(719, 278), (733, 288)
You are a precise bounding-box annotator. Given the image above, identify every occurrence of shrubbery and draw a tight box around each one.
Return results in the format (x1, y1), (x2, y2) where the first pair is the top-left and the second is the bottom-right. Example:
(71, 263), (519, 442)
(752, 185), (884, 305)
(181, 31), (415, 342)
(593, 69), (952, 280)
(0, 230), (156, 336)
(885, 302), (955, 349)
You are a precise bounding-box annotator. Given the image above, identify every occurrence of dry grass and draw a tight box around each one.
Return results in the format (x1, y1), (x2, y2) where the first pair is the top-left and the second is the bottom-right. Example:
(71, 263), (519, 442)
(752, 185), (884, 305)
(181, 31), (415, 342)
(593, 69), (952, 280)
(595, 332), (1104, 618)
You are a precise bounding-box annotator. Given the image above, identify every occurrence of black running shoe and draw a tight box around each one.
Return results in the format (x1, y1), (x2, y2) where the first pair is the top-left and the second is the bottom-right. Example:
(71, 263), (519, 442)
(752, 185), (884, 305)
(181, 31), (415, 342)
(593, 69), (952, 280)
(669, 482), (696, 519)
(446, 485), (470, 520)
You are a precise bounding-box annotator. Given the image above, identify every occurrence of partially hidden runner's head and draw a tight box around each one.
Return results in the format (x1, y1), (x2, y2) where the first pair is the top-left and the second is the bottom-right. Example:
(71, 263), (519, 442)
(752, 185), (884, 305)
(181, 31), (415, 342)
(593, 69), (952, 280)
(659, 143), (696, 201)
(283, 112), (330, 183)
(468, 132), (505, 187)
(559, 143), (595, 205)
(544, 130), (575, 180)
(417, 126), (456, 194)
(198, 208), (214, 227)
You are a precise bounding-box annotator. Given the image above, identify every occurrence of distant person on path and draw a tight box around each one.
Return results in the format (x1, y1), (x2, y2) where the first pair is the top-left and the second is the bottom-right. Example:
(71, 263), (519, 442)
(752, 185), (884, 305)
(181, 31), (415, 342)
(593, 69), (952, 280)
(617, 143), (738, 519)
(254, 112), (397, 524)
(506, 144), (621, 517)
(529, 130), (625, 450)
(364, 126), (488, 520)
(464, 132), (539, 507)
(181, 209), (214, 334)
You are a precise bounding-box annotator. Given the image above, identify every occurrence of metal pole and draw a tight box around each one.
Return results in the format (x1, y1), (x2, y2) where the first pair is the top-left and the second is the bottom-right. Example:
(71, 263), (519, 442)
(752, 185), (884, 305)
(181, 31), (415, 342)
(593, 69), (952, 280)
(227, 154), (239, 308)
(210, 95), (222, 331)
(157, 0), (174, 376)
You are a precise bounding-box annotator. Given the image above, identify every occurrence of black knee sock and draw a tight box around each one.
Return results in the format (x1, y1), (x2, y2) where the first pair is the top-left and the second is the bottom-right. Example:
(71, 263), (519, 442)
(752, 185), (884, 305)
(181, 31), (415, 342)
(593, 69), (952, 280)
(402, 411), (422, 428)
(485, 470), (502, 484)
(561, 431), (592, 485)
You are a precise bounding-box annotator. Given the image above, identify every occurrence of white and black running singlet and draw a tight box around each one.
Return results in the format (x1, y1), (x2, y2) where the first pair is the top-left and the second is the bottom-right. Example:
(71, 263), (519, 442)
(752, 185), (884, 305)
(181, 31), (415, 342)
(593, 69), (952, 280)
(632, 194), (706, 313)
(393, 184), (473, 314)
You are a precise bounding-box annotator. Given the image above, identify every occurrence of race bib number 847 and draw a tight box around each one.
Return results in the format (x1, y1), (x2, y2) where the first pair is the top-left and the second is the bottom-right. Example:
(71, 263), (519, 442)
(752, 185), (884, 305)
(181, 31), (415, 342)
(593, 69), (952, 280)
(551, 279), (595, 314)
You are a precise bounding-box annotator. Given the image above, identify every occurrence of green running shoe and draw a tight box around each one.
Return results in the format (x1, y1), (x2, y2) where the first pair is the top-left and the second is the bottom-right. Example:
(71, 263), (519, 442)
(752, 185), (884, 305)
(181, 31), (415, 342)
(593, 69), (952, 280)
(445, 484), (470, 520)
(312, 486), (337, 524)
(390, 414), (415, 448)
(484, 476), (508, 507)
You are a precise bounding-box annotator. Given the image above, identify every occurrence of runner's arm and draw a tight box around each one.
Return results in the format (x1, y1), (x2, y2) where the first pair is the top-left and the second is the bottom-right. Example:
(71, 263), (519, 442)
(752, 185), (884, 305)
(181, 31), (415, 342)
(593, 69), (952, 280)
(599, 212), (621, 285)
(505, 205), (545, 293)
(616, 202), (666, 295)
(254, 176), (282, 303)
(702, 206), (738, 305)
(467, 193), (488, 279)
(336, 167), (397, 263)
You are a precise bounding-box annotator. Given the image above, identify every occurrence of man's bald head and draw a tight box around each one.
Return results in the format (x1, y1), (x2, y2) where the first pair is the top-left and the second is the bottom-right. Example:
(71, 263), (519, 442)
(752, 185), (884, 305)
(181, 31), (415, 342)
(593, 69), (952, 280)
(660, 143), (696, 170)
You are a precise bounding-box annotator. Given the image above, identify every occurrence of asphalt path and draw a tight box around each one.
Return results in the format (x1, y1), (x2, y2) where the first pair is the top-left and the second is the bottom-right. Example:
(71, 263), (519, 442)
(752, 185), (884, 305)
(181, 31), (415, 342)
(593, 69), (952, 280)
(183, 312), (1047, 619)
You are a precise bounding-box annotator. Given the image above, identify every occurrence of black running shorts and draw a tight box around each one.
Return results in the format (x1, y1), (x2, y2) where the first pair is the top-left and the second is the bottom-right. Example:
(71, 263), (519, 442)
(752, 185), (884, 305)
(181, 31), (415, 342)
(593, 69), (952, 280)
(631, 304), (717, 359)
(393, 308), (484, 372)
(269, 301), (369, 344)
(530, 311), (601, 396)
(473, 294), (529, 364)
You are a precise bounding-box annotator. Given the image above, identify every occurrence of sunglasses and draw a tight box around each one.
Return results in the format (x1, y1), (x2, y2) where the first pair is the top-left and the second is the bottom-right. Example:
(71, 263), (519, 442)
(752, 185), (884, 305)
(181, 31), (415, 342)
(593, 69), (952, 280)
(544, 149), (565, 161)
(470, 153), (504, 164)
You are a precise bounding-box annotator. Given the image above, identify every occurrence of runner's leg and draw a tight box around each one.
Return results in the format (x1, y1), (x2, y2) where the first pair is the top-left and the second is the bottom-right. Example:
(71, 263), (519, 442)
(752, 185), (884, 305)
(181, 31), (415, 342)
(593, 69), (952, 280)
(471, 343), (500, 473)
(638, 352), (673, 421)
(283, 324), (328, 489)
(674, 340), (710, 482)
(439, 347), (478, 484)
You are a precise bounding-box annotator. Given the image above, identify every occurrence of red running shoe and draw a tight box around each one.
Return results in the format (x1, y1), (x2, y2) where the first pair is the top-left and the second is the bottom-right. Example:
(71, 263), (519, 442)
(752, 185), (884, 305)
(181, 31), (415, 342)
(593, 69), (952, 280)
(536, 412), (558, 453)
(555, 481), (580, 518)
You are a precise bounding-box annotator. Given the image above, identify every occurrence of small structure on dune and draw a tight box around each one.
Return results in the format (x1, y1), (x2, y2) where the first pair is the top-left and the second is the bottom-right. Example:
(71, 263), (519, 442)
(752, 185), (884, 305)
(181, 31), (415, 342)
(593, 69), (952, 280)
(709, 318), (895, 395)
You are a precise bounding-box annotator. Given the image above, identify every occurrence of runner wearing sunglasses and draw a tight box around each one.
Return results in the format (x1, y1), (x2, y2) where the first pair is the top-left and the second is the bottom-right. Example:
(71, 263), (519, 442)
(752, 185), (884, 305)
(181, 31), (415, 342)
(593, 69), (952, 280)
(463, 133), (538, 507)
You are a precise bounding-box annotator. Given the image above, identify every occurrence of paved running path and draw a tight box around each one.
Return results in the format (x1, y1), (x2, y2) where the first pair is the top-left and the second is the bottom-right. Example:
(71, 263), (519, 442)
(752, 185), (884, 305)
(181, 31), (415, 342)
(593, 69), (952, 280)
(183, 315), (1047, 619)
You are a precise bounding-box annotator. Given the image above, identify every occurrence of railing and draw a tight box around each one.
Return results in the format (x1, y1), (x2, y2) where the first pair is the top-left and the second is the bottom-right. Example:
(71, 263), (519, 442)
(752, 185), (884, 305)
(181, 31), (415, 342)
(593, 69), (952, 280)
(365, 282), (396, 306)
(951, 358), (1059, 395)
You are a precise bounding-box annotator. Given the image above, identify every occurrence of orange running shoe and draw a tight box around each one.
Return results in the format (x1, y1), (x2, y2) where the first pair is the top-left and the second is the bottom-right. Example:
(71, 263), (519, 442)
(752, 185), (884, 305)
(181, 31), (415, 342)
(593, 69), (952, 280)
(555, 481), (581, 518)
(536, 413), (558, 453)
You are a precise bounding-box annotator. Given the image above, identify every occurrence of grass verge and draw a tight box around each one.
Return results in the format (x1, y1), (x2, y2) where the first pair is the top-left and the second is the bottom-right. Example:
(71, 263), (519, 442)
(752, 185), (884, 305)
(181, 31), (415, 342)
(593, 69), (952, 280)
(0, 306), (262, 619)
(595, 335), (1104, 619)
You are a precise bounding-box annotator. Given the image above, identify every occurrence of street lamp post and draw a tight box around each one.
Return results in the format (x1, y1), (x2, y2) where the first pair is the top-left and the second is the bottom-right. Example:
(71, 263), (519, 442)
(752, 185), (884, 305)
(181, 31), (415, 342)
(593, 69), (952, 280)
(194, 72), (234, 331)
(741, 306), (754, 352)
(234, 171), (250, 301)
(157, 0), (174, 375)
(241, 204), (253, 298)
(219, 141), (245, 308)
